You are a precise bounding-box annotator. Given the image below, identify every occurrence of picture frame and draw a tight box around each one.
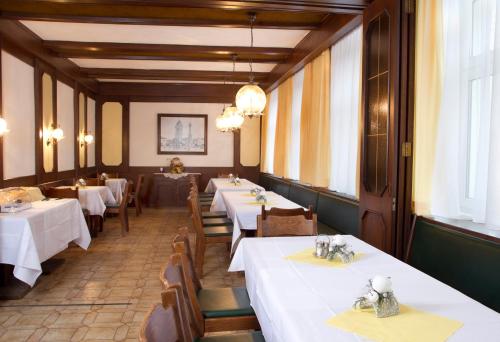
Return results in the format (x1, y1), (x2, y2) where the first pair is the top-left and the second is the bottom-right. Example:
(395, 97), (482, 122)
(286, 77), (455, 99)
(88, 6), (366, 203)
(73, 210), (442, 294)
(157, 114), (208, 155)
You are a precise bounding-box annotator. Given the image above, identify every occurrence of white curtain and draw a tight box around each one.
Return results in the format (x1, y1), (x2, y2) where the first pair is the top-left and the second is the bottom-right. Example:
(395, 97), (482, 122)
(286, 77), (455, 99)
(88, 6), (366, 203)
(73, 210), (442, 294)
(432, 0), (499, 229)
(329, 26), (362, 197)
(289, 68), (304, 180)
(265, 88), (279, 174)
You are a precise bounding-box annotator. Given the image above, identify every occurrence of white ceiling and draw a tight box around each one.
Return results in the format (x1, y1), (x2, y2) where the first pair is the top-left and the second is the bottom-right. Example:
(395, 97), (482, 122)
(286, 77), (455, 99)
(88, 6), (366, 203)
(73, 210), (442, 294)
(21, 21), (309, 48)
(72, 58), (275, 72)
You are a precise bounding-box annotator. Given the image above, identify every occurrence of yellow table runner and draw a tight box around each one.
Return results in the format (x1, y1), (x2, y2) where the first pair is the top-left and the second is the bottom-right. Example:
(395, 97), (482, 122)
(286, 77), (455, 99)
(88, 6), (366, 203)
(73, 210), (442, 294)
(240, 193), (257, 197)
(245, 201), (277, 206)
(285, 248), (362, 268)
(327, 305), (463, 342)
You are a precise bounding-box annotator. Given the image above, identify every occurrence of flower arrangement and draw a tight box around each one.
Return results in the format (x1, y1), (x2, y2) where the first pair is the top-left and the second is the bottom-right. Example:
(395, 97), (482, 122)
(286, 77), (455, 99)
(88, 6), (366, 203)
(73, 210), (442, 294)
(353, 275), (399, 318)
(99, 173), (109, 181)
(76, 178), (86, 187)
(169, 157), (185, 174)
(250, 187), (262, 196)
(255, 193), (267, 204)
(326, 235), (355, 263)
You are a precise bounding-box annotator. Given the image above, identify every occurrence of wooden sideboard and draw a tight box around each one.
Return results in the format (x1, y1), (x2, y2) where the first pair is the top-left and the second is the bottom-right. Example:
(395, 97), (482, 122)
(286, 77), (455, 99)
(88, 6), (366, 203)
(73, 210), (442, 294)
(145, 173), (200, 207)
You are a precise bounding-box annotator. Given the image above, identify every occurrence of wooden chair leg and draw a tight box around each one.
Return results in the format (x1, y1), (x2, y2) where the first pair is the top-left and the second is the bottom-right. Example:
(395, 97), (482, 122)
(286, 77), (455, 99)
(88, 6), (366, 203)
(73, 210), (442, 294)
(137, 197), (142, 216)
(195, 238), (206, 278)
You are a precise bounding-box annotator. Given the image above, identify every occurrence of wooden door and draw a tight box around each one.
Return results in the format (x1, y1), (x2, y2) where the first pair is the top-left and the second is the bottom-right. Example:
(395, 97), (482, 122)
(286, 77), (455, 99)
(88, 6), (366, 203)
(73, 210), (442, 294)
(359, 0), (401, 254)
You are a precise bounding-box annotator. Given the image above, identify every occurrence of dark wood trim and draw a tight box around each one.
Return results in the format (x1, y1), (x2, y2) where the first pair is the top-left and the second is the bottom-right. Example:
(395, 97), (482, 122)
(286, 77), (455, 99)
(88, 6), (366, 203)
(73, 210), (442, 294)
(404, 214), (417, 263)
(3, 175), (37, 188)
(87, 69), (267, 83)
(265, 14), (361, 92)
(396, 0), (416, 259)
(98, 82), (242, 100)
(96, 97), (103, 171)
(73, 84), (80, 177)
(0, 20), (97, 93)
(125, 96), (236, 103)
(157, 114), (208, 155)
(122, 100), (130, 173)
(44, 41), (291, 63)
(34, 60), (43, 184)
(0, 2), (347, 28)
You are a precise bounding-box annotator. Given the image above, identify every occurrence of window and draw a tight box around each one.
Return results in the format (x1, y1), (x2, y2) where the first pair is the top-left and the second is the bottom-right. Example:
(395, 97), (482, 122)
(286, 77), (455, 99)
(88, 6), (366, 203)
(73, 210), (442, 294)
(456, 0), (497, 217)
(288, 68), (304, 180)
(265, 88), (278, 174)
(329, 26), (362, 197)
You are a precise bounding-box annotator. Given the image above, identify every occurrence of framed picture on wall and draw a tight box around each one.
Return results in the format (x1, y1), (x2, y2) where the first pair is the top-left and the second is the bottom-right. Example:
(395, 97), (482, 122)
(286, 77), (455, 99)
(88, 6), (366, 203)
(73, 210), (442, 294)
(157, 114), (208, 155)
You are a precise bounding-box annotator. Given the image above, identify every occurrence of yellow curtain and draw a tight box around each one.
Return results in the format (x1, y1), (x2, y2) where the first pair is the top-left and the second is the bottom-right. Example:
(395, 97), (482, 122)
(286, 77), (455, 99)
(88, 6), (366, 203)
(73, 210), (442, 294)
(273, 77), (294, 178)
(300, 49), (331, 187)
(413, 0), (444, 215)
(260, 94), (271, 172)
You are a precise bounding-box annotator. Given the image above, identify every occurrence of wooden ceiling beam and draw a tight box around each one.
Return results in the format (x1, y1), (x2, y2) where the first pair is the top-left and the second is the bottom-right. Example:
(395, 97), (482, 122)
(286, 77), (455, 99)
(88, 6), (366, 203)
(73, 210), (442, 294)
(0, 1), (336, 29)
(265, 14), (362, 92)
(44, 41), (291, 63)
(83, 68), (267, 83)
(98, 82), (242, 100)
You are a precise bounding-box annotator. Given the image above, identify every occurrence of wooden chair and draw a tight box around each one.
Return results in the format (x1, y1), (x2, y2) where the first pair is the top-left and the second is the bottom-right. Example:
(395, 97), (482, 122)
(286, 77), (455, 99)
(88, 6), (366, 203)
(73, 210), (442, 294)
(188, 195), (233, 277)
(140, 286), (264, 342)
(257, 205), (317, 237)
(189, 178), (214, 201)
(84, 178), (99, 186)
(189, 190), (232, 227)
(44, 187), (95, 237)
(129, 174), (144, 216)
(160, 253), (259, 335)
(104, 181), (132, 236)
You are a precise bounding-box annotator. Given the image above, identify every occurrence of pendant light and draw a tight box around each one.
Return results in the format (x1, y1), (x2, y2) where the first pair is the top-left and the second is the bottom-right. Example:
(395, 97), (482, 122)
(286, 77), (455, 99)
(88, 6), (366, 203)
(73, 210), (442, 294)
(235, 13), (267, 117)
(216, 56), (245, 132)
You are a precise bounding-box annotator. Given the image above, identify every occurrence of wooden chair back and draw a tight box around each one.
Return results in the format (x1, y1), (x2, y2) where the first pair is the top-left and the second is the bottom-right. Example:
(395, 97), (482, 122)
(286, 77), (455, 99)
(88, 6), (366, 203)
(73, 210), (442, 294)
(257, 205), (317, 237)
(85, 178), (99, 186)
(135, 174), (144, 196)
(159, 254), (204, 336)
(44, 187), (78, 199)
(119, 181), (132, 211)
(172, 227), (202, 292)
(139, 287), (192, 342)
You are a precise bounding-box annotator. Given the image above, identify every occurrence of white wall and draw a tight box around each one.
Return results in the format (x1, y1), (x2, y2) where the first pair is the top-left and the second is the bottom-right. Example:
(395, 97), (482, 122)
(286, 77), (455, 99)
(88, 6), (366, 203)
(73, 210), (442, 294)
(87, 97), (96, 167)
(56, 81), (75, 172)
(1, 51), (35, 180)
(130, 102), (233, 167)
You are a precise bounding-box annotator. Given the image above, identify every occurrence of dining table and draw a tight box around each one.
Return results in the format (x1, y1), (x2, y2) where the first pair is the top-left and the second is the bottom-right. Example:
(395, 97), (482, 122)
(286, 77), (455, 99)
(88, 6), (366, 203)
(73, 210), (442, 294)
(0, 199), (91, 286)
(104, 178), (127, 204)
(214, 190), (302, 249)
(229, 235), (500, 342)
(207, 178), (265, 213)
(56, 185), (116, 216)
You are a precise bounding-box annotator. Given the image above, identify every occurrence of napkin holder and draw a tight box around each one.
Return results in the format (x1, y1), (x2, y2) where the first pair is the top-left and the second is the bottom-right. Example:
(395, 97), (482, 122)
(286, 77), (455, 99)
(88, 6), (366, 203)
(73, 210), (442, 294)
(250, 187), (262, 196)
(313, 235), (330, 259)
(354, 276), (400, 318)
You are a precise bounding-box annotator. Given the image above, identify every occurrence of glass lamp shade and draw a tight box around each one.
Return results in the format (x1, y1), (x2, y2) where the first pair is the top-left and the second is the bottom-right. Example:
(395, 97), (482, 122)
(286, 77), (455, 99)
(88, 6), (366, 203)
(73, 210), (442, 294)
(235, 84), (267, 117)
(0, 117), (9, 136)
(216, 106), (245, 132)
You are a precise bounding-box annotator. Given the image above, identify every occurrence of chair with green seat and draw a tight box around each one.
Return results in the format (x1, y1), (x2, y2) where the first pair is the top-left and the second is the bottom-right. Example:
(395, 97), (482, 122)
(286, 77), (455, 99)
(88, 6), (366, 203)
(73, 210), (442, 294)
(188, 195), (233, 277)
(104, 181), (132, 236)
(189, 175), (215, 201)
(170, 227), (258, 329)
(139, 287), (263, 342)
(160, 253), (259, 335)
(189, 191), (233, 227)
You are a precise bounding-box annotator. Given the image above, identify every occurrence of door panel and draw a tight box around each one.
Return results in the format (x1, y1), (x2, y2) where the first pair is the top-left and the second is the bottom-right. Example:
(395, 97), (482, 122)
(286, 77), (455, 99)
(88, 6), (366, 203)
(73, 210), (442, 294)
(359, 0), (400, 254)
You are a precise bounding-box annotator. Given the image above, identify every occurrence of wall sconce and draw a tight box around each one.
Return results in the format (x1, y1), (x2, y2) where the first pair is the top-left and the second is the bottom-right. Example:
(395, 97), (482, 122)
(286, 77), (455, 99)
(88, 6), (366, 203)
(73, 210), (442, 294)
(81, 132), (94, 147)
(46, 124), (64, 146)
(0, 117), (9, 136)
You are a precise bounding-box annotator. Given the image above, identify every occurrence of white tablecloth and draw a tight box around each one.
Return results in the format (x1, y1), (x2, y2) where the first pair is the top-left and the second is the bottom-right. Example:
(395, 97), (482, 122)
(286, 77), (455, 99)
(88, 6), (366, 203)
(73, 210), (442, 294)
(217, 191), (302, 248)
(206, 178), (264, 212)
(0, 199), (91, 286)
(105, 178), (127, 204)
(229, 236), (500, 342)
(57, 186), (116, 216)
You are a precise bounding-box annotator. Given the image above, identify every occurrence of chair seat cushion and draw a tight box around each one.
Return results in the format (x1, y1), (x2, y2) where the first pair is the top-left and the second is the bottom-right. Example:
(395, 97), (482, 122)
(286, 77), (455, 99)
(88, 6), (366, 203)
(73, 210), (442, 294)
(203, 226), (233, 237)
(200, 200), (213, 206)
(106, 203), (120, 208)
(203, 217), (233, 227)
(198, 331), (264, 342)
(198, 287), (255, 318)
(202, 211), (227, 218)
(199, 193), (214, 198)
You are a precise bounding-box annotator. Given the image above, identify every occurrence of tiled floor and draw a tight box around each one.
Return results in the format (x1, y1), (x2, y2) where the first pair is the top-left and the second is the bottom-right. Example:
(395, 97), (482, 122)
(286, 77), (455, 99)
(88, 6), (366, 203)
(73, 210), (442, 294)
(0, 207), (244, 341)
